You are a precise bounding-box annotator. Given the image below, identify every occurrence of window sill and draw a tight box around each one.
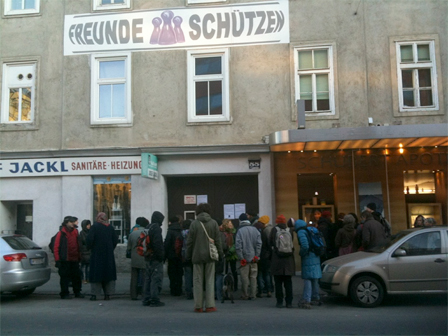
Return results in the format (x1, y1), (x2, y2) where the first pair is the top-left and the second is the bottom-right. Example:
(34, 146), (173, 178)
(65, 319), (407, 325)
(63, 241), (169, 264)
(305, 113), (338, 121)
(0, 123), (38, 131)
(187, 118), (233, 126)
(90, 123), (133, 128)
(394, 109), (444, 117)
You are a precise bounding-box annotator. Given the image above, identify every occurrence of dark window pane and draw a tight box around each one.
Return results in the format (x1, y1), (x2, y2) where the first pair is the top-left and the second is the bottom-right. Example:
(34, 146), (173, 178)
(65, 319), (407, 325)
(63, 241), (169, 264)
(403, 90), (414, 106)
(304, 100), (312, 112)
(418, 69), (431, 87)
(402, 70), (413, 88)
(195, 81), (208, 115)
(195, 57), (222, 76)
(317, 99), (330, 111)
(419, 89), (433, 106)
(209, 81), (222, 115)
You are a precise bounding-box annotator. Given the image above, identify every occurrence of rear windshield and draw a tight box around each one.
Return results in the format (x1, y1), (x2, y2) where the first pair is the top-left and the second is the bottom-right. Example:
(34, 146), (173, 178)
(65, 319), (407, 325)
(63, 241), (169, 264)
(2, 236), (41, 250)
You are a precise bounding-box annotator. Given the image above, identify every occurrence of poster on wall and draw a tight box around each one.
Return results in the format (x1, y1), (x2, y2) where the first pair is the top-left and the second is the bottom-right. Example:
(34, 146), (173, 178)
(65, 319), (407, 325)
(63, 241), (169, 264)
(184, 195), (196, 204)
(224, 204), (235, 219)
(197, 195), (208, 204)
(234, 203), (246, 219)
(358, 182), (384, 215)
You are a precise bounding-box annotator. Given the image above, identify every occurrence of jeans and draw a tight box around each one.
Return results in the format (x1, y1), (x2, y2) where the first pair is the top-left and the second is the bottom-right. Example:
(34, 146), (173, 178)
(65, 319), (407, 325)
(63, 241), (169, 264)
(215, 273), (223, 301)
(257, 269), (273, 294)
(302, 278), (320, 302)
(184, 265), (193, 298)
(142, 259), (164, 304)
(80, 262), (90, 281)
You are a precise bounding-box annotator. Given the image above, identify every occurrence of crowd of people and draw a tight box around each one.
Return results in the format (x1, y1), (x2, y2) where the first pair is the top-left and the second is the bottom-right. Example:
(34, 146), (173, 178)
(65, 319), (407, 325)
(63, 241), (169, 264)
(50, 202), (436, 312)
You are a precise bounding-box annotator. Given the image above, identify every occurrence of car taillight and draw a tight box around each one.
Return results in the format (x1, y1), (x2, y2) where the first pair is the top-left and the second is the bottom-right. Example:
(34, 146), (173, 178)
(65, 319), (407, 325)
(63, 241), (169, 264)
(3, 253), (27, 262)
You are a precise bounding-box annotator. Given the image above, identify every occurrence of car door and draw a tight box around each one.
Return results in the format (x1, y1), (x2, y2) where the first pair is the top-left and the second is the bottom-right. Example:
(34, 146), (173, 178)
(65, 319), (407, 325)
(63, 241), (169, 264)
(387, 230), (447, 293)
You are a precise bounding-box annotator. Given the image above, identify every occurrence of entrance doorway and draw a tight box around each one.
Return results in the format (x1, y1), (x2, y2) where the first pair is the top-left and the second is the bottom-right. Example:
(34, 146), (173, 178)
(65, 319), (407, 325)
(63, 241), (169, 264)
(17, 203), (33, 239)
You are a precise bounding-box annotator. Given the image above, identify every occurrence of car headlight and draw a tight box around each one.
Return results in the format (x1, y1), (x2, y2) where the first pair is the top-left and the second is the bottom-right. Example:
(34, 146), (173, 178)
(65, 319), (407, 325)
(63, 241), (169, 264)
(323, 264), (339, 273)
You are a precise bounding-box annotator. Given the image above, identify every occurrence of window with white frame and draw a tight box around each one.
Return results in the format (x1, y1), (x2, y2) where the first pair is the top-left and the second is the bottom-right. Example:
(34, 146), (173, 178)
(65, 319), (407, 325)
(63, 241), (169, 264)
(1, 62), (36, 123)
(4, 0), (40, 16)
(91, 54), (131, 125)
(93, 0), (130, 11)
(396, 41), (438, 111)
(294, 46), (334, 114)
(187, 49), (229, 123)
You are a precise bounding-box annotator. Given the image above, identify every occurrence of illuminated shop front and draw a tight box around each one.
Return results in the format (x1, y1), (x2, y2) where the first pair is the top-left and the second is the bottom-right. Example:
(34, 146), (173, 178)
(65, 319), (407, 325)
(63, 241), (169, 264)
(270, 124), (447, 232)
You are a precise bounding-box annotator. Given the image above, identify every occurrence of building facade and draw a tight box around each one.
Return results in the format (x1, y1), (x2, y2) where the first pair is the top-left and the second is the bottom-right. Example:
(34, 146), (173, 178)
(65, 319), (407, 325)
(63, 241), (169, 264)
(1, 0), (446, 257)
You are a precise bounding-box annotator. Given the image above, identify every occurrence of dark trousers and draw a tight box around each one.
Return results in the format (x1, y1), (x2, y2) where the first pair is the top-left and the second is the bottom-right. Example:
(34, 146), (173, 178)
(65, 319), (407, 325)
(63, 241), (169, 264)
(274, 275), (293, 305)
(167, 258), (184, 296)
(130, 267), (145, 299)
(58, 261), (82, 297)
(142, 259), (163, 304)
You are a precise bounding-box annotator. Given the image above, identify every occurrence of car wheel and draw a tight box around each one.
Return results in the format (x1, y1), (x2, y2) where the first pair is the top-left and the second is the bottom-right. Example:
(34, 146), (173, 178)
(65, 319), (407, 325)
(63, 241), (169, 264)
(12, 288), (35, 297)
(349, 276), (384, 308)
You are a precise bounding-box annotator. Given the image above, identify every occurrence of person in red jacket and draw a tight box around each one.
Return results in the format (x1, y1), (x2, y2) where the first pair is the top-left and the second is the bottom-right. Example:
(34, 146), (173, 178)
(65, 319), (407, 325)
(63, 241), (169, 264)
(54, 216), (84, 299)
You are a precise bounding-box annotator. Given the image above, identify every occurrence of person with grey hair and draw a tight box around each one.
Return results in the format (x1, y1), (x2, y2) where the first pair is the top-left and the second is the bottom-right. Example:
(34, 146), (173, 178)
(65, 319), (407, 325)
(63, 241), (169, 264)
(423, 217), (436, 228)
(334, 214), (356, 255)
(360, 210), (387, 251)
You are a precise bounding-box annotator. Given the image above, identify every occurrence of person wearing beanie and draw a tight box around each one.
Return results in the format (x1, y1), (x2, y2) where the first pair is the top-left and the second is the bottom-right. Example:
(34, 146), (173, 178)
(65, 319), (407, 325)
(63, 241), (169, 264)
(164, 216), (184, 296)
(366, 203), (377, 212)
(365, 203), (391, 237)
(334, 214), (356, 256)
(246, 210), (259, 225)
(254, 215), (272, 298)
(294, 219), (322, 309)
(235, 213), (262, 300)
(269, 214), (295, 308)
(127, 217), (148, 300)
(142, 211), (166, 307)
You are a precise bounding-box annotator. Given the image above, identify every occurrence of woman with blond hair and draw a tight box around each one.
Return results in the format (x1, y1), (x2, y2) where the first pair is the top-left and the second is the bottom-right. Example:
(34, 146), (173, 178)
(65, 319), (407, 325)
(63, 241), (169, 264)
(221, 219), (238, 291)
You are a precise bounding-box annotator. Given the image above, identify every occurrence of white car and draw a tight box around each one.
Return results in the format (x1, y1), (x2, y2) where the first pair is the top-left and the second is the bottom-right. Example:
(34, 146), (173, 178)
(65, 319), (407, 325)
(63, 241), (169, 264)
(320, 227), (447, 307)
(0, 234), (51, 296)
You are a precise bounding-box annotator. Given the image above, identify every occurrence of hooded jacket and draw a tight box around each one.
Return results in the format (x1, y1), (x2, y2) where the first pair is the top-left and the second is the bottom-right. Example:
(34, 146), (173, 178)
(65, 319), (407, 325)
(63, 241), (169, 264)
(79, 220), (91, 263)
(335, 219), (356, 249)
(294, 219), (322, 280)
(186, 212), (223, 264)
(235, 220), (262, 262)
(146, 211), (165, 262)
(164, 220), (182, 260)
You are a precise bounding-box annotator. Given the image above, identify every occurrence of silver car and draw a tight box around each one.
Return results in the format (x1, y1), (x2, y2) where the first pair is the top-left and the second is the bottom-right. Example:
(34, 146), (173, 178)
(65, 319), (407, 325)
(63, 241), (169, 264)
(320, 226), (447, 307)
(0, 234), (51, 296)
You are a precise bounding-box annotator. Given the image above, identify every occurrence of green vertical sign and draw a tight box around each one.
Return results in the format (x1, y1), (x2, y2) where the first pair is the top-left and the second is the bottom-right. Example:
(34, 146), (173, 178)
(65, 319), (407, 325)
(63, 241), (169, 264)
(141, 153), (158, 179)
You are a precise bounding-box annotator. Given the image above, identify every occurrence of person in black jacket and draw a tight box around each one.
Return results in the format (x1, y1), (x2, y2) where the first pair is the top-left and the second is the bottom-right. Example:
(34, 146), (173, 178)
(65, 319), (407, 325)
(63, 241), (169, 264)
(54, 216), (84, 299)
(142, 211), (165, 307)
(164, 216), (184, 296)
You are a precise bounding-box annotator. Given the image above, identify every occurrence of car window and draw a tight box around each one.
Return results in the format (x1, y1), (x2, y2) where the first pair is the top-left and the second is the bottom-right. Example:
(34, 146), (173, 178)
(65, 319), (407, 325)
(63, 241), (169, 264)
(398, 232), (441, 256)
(2, 236), (41, 250)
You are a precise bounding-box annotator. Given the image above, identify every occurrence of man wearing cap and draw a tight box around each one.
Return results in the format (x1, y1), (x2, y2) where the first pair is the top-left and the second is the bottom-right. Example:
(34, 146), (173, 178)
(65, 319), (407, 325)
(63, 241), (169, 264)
(235, 213), (262, 300)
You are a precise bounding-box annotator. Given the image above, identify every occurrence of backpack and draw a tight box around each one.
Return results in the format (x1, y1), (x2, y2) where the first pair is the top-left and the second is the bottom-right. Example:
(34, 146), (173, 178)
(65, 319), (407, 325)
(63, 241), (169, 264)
(300, 227), (326, 257)
(136, 228), (153, 258)
(275, 227), (294, 257)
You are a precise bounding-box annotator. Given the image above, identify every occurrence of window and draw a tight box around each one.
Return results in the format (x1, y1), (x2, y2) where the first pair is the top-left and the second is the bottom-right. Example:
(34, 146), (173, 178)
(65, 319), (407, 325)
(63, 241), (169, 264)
(1, 62), (36, 124)
(294, 46), (335, 115)
(399, 232), (441, 256)
(396, 41), (438, 111)
(187, 49), (230, 123)
(4, 0), (40, 16)
(93, 0), (130, 11)
(91, 53), (132, 125)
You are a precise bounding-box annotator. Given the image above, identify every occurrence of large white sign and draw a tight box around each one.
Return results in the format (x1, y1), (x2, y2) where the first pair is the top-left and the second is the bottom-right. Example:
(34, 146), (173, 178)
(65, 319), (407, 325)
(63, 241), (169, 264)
(64, 1), (289, 55)
(0, 156), (141, 177)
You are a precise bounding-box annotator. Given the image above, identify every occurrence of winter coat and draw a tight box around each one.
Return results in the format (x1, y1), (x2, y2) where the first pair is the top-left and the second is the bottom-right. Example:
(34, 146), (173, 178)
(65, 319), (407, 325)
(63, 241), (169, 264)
(164, 221), (182, 261)
(362, 218), (387, 250)
(318, 217), (336, 254)
(269, 224), (295, 276)
(223, 228), (238, 262)
(127, 227), (146, 269)
(259, 225), (272, 272)
(294, 220), (322, 280)
(215, 231), (228, 274)
(79, 221), (91, 264)
(54, 226), (81, 262)
(146, 211), (165, 262)
(235, 220), (262, 262)
(335, 223), (356, 249)
(86, 221), (118, 283)
(186, 212), (223, 264)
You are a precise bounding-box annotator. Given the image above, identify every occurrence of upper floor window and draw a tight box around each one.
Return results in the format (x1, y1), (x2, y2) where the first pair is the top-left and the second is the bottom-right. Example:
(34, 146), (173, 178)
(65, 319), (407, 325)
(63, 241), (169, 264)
(4, 0), (40, 16)
(91, 53), (132, 125)
(396, 41), (438, 112)
(1, 62), (36, 124)
(294, 46), (335, 115)
(93, 0), (130, 11)
(187, 49), (230, 123)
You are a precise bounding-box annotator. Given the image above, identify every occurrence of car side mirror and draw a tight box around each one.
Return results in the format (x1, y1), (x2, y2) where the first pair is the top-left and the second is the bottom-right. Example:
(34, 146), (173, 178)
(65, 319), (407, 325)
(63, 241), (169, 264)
(393, 248), (407, 257)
